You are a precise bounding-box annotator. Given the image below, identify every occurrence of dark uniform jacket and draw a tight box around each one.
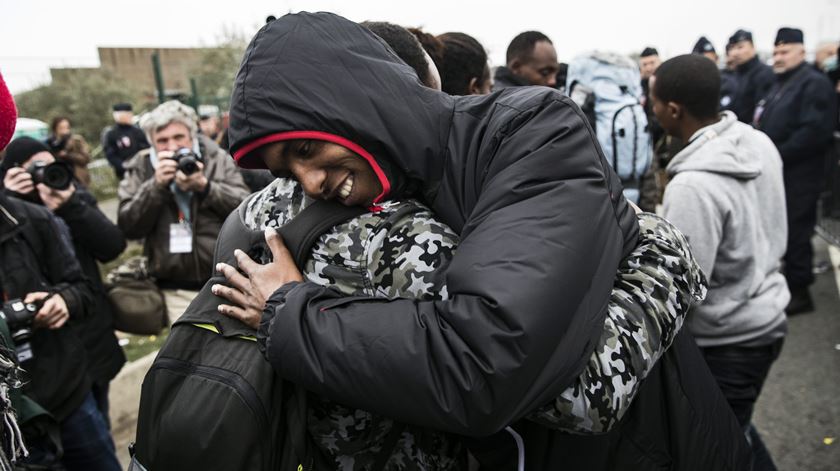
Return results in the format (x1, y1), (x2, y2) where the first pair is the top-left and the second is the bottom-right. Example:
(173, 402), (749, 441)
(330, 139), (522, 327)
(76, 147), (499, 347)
(102, 123), (149, 179)
(720, 68), (739, 111)
(117, 135), (250, 288)
(491, 66), (529, 91)
(227, 12), (749, 470)
(758, 62), (837, 190)
(731, 55), (775, 123)
(0, 192), (92, 421)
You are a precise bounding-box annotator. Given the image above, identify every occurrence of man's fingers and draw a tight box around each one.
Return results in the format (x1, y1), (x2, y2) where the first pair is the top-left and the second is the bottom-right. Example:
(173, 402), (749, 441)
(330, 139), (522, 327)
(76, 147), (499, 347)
(48, 313), (68, 330)
(24, 292), (49, 304)
(211, 283), (249, 308)
(265, 228), (295, 265)
(216, 262), (251, 292)
(234, 249), (261, 276)
(217, 303), (253, 326)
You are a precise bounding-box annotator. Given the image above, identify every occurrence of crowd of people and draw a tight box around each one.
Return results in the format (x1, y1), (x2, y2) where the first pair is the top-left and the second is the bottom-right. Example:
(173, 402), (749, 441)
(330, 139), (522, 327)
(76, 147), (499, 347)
(0, 11), (838, 471)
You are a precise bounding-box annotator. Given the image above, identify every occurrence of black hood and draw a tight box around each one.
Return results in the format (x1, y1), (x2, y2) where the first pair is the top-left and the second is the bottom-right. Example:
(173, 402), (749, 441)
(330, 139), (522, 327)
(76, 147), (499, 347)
(228, 12), (454, 203)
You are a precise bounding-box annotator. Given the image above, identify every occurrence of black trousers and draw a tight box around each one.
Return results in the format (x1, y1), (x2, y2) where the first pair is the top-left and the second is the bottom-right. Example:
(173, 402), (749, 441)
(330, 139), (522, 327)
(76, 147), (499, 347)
(784, 187), (819, 290)
(701, 339), (784, 471)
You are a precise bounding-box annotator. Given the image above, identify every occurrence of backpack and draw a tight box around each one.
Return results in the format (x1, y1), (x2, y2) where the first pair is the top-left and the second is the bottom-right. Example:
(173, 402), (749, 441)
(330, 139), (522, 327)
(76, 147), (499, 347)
(131, 196), (365, 471)
(566, 51), (652, 203)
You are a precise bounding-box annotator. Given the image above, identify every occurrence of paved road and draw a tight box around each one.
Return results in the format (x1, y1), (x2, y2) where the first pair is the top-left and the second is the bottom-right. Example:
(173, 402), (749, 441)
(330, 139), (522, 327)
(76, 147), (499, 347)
(753, 238), (840, 471)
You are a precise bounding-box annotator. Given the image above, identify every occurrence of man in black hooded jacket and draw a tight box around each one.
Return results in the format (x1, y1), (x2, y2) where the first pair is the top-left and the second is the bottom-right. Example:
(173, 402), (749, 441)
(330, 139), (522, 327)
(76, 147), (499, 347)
(223, 12), (749, 470)
(2, 137), (127, 423)
(0, 189), (122, 470)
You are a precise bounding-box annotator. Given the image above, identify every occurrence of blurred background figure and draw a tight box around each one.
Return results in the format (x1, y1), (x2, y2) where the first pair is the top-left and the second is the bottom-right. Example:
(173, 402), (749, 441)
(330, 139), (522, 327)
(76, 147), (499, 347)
(755, 27), (837, 315)
(198, 112), (222, 142)
(436, 32), (492, 95)
(493, 31), (560, 89)
(46, 116), (91, 187)
(102, 103), (149, 180)
(364, 22), (442, 90)
(727, 29), (775, 124)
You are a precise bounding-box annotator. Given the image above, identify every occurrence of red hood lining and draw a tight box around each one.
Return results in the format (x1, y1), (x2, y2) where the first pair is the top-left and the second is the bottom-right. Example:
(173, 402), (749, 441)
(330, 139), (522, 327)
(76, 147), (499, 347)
(233, 130), (391, 204)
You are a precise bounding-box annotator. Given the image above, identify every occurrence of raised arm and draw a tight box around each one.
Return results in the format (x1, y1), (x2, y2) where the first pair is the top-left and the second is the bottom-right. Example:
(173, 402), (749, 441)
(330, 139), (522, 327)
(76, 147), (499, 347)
(257, 99), (639, 436)
(527, 213), (707, 433)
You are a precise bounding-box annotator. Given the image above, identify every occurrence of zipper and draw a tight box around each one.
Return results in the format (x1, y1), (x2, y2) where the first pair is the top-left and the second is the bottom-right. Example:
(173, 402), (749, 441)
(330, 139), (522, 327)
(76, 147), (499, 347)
(191, 200), (201, 277)
(504, 426), (525, 471)
(152, 357), (272, 468)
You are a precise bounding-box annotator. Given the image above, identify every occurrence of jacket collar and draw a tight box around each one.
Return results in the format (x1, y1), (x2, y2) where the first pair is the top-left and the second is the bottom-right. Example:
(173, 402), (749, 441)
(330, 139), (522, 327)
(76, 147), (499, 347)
(776, 62), (807, 82)
(736, 55), (761, 74)
(493, 66), (530, 89)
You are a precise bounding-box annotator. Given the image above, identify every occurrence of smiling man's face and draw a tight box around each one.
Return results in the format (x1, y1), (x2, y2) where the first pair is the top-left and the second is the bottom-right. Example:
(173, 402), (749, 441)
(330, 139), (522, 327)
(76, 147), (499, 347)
(255, 139), (384, 207)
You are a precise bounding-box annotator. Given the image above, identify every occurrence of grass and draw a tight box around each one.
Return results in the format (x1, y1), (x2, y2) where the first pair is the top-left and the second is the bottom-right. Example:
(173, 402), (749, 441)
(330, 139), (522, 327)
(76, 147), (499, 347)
(88, 159), (120, 202)
(120, 328), (170, 362)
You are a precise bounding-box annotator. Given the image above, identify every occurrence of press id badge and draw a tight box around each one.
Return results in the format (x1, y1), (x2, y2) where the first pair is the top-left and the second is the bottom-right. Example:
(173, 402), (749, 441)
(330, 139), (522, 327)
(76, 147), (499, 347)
(170, 223), (193, 254)
(752, 100), (766, 127)
(16, 342), (34, 363)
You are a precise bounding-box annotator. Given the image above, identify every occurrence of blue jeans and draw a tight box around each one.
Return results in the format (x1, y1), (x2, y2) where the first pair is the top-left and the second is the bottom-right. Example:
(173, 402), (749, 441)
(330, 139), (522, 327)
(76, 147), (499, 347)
(58, 392), (122, 471)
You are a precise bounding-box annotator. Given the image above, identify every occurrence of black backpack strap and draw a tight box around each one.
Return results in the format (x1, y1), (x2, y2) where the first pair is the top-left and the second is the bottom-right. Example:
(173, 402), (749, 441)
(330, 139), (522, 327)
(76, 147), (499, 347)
(212, 193), (264, 268)
(276, 200), (367, 268)
(192, 197), (368, 333)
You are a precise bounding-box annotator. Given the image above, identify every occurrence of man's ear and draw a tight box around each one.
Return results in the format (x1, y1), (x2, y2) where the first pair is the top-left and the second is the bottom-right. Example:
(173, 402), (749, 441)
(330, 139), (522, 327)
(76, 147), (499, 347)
(667, 102), (682, 121)
(468, 77), (480, 95)
(509, 58), (523, 74)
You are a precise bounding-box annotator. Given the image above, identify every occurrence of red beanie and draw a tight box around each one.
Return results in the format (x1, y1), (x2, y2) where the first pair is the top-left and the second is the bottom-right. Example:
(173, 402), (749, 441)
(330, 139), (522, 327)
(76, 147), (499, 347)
(0, 72), (17, 151)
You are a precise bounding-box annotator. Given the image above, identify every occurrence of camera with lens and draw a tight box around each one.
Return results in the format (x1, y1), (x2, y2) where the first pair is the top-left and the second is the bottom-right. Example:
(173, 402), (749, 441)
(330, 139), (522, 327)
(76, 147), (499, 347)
(171, 148), (203, 176)
(0, 299), (39, 344)
(27, 161), (73, 190)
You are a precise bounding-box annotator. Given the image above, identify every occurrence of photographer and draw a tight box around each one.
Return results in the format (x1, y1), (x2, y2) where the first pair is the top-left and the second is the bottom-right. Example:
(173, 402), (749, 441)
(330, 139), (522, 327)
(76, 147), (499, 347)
(2, 137), (127, 426)
(0, 182), (120, 470)
(118, 100), (249, 322)
(45, 117), (92, 187)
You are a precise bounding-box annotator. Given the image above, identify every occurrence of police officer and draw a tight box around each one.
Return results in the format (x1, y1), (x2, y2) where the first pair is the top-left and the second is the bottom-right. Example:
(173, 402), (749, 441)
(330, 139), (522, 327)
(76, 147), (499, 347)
(693, 36), (738, 111)
(727, 29), (775, 123)
(101, 103), (149, 179)
(756, 27), (837, 314)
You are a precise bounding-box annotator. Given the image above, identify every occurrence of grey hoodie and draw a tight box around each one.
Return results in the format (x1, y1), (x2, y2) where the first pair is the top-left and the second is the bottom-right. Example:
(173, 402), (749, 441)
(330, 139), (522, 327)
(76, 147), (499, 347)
(663, 111), (789, 347)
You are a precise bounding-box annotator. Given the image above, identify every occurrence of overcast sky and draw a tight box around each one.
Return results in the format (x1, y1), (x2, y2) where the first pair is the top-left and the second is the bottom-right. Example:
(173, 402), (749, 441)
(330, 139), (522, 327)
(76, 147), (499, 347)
(2, 0), (839, 94)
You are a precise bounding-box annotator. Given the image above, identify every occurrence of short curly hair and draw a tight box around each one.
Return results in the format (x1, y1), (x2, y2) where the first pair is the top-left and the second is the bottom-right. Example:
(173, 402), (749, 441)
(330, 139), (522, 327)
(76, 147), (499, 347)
(363, 21), (435, 88)
(139, 100), (198, 142)
(437, 32), (489, 96)
(652, 54), (721, 120)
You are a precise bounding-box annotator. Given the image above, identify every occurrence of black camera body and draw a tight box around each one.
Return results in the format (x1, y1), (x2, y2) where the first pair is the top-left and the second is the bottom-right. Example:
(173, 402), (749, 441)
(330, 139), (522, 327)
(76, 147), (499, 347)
(171, 148), (203, 176)
(27, 161), (73, 190)
(0, 299), (39, 343)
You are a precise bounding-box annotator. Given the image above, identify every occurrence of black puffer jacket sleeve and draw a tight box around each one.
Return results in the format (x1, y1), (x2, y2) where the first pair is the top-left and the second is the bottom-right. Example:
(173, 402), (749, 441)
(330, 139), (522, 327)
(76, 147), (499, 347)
(35, 211), (94, 320)
(55, 188), (126, 263)
(259, 98), (638, 436)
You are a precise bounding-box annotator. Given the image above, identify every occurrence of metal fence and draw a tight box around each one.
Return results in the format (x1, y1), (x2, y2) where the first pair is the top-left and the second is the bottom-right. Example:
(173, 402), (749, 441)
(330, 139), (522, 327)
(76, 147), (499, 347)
(817, 133), (840, 247)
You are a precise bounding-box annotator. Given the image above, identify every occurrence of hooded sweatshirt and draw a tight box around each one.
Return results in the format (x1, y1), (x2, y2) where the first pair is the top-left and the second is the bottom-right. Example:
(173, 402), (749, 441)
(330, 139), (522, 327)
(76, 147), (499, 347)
(664, 111), (789, 347)
(227, 11), (638, 436)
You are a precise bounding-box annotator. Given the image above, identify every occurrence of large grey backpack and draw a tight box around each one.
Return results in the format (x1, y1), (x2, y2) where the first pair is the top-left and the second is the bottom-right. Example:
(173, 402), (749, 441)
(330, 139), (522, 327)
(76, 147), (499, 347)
(566, 51), (652, 203)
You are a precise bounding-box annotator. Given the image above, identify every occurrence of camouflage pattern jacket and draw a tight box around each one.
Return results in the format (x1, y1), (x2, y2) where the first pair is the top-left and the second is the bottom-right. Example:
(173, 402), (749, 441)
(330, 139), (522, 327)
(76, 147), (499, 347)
(245, 179), (706, 470)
